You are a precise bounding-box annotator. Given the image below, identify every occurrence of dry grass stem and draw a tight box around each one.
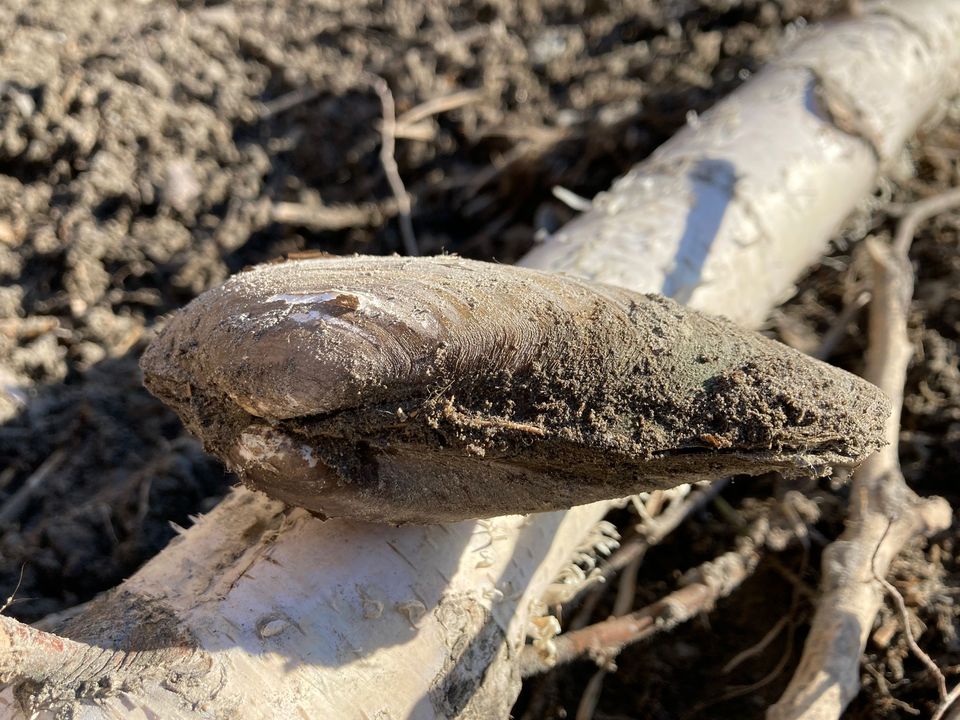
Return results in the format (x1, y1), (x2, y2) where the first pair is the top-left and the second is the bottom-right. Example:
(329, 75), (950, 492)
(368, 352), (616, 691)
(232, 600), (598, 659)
(270, 199), (399, 230)
(371, 77), (418, 256)
(893, 187), (960, 255)
(395, 89), (484, 128)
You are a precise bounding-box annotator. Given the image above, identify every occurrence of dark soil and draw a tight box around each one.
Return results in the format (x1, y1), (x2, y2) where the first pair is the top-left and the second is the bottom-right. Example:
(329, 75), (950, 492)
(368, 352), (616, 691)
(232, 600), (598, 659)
(2, 0), (958, 717)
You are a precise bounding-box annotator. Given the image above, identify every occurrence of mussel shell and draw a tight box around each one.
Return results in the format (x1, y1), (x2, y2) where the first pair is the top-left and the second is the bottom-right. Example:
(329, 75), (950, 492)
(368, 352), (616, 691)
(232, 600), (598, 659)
(141, 256), (888, 523)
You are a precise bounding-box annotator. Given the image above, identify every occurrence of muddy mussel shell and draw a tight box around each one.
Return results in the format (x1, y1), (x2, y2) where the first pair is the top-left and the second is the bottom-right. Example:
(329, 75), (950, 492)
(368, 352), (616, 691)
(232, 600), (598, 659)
(141, 256), (889, 524)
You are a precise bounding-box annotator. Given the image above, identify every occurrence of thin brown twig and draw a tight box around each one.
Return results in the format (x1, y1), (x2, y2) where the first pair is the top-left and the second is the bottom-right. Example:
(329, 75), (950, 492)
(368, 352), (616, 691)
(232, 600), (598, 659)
(876, 571), (947, 700)
(688, 616), (799, 719)
(258, 86), (322, 119)
(567, 480), (728, 632)
(863, 663), (922, 716)
(270, 198), (400, 230)
(612, 554), (642, 621)
(867, 518), (947, 703)
(393, 90), (485, 141)
(574, 552), (643, 720)
(392, 123), (437, 142)
(765, 555), (817, 602)
(892, 186), (960, 256)
(769, 189), (958, 720)
(693, 544), (811, 716)
(574, 669), (608, 720)
(0, 449), (67, 526)
(371, 77), (418, 256)
(723, 614), (791, 674)
(814, 290), (870, 361)
(600, 481), (729, 588)
(521, 517), (767, 678)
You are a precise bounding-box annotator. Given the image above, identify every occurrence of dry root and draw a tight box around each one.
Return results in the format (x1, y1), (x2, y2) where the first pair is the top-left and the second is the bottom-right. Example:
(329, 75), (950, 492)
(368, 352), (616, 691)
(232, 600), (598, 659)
(519, 516), (769, 678)
(768, 195), (959, 720)
(520, 493), (816, 680)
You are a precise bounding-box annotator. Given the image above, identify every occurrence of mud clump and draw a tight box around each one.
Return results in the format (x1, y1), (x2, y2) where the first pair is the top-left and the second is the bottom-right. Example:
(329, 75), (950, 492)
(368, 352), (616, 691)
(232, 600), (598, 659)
(141, 255), (889, 523)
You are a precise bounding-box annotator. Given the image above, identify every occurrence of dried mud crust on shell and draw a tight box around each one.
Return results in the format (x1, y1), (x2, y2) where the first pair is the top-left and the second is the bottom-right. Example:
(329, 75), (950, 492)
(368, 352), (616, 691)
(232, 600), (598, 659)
(141, 255), (889, 523)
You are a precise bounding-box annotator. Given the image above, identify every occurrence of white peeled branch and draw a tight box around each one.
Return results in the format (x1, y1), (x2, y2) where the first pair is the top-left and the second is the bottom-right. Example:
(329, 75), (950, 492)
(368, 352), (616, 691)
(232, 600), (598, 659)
(3, 1), (959, 718)
(523, 0), (960, 326)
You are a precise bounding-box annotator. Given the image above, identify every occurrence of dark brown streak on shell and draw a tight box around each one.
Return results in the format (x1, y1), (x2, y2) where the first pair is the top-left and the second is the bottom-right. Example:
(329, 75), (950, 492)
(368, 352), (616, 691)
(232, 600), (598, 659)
(140, 255), (890, 524)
